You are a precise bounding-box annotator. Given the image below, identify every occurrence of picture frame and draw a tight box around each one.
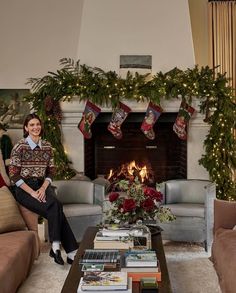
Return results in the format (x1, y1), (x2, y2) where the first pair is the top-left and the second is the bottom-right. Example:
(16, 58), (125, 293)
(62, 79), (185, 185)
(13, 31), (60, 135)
(0, 89), (31, 128)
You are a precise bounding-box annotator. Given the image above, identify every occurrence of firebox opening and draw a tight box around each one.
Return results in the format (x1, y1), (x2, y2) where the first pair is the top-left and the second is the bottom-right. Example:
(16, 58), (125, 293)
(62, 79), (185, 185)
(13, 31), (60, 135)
(84, 112), (187, 184)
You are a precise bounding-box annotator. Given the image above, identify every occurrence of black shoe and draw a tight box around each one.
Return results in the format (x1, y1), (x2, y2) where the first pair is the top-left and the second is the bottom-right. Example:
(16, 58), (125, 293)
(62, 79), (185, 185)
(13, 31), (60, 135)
(67, 257), (74, 265)
(49, 249), (64, 265)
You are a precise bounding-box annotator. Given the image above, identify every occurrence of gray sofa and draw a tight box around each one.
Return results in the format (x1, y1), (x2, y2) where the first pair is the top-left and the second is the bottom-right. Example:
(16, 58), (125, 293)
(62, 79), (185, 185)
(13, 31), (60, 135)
(44, 180), (105, 242)
(159, 179), (216, 251)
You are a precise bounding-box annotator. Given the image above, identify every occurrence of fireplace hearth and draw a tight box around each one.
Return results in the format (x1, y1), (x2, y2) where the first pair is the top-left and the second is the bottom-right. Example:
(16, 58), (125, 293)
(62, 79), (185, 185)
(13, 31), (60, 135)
(84, 112), (187, 183)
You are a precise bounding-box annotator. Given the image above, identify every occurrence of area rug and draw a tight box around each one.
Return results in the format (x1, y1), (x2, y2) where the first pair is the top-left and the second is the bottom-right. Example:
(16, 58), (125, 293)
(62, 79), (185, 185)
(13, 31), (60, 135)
(18, 241), (221, 293)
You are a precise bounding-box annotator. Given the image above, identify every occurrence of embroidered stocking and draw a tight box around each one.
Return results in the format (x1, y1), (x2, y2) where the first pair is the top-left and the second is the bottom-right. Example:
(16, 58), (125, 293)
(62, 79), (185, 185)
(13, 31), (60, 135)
(141, 102), (163, 140)
(173, 100), (195, 140)
(107, 102), (131, 139)
(78, 101), (101, 139)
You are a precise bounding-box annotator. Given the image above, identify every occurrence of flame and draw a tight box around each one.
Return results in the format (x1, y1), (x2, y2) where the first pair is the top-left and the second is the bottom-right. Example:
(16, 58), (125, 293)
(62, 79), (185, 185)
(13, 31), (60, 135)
(107, 160), (151, 183)
(107, 169), (114, 180)
(139, 165), (148, 182)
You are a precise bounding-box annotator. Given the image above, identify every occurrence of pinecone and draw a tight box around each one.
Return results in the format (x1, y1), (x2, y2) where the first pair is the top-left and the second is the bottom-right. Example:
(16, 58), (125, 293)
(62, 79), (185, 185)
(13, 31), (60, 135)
(44, 95), (54, 112)
(53, 101), (62, 122)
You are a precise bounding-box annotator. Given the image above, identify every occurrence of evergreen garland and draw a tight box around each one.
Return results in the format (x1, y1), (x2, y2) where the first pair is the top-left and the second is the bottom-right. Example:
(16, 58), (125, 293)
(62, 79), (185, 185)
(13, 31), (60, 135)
(25, 58), (236, 200)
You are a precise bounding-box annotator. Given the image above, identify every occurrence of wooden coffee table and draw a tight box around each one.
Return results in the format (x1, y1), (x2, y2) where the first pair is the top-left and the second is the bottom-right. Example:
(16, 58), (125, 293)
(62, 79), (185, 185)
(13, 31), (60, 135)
(61, 227), (172, 293)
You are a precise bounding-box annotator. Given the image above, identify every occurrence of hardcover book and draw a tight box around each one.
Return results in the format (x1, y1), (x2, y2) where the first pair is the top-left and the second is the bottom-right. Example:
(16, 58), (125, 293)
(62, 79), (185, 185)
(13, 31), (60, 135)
(125, 250), (157, 267)
(80, 249), (120, 264)
(77, 276), (132, 293)
(80, 271), (128, 291)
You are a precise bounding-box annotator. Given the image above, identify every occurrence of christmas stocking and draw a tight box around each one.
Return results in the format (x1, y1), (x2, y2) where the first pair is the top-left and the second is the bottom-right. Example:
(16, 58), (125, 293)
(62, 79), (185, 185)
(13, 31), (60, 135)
(141, 102), (163, 140)
(108, 102), (131, 139)
(78, 101), (101, 139)
(173, 100), (195, 140)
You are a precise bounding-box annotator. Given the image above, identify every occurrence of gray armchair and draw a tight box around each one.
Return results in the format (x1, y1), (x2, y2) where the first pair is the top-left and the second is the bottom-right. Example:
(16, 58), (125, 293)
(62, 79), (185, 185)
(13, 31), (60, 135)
(159, 179), (216, 252)
(44, 180), (105, 242)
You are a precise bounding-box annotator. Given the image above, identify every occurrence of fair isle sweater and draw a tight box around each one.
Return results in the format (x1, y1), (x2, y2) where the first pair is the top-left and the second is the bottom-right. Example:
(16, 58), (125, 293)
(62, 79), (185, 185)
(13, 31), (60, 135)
(9, 138), (56, 185)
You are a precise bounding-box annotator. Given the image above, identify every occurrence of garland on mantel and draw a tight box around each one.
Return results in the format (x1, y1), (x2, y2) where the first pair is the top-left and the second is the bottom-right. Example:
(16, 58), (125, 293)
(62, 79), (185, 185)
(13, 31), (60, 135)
(25, 58), (236, 200)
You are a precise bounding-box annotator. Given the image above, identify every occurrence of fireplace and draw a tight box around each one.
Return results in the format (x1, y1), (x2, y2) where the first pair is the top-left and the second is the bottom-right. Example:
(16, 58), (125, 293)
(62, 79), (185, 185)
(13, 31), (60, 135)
(84, 112), (187, 183)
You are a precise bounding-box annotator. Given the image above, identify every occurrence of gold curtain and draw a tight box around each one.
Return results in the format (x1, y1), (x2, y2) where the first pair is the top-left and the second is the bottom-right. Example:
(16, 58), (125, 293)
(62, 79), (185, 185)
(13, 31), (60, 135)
(208, 1), (236, 91)
(208, 1), (236, 180)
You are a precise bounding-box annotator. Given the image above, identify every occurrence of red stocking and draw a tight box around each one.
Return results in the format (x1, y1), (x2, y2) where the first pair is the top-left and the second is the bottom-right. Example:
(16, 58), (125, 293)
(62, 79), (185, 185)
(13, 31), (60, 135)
(78, 101), (101, 139)
(141, 102), (163, 140)
(107, 102), (131, 139)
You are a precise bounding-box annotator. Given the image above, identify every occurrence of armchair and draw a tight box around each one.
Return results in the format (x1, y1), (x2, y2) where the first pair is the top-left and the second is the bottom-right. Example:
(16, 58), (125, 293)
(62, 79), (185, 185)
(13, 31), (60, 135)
(159, 179), (216, 251)
(44, 180), (105, 242)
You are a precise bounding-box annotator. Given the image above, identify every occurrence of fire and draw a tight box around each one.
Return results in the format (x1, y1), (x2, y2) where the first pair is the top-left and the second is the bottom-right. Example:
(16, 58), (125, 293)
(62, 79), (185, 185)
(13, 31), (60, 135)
(107, 160), (150, 183)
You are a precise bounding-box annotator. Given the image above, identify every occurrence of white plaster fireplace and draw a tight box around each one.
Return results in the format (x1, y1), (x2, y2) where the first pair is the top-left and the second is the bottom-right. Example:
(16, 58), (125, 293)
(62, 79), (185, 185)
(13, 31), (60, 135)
(60, 98), (209, 180)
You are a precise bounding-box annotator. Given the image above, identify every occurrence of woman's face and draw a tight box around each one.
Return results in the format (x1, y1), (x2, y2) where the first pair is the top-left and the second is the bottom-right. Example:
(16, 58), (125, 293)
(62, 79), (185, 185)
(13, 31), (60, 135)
(25, 118), (42, 139)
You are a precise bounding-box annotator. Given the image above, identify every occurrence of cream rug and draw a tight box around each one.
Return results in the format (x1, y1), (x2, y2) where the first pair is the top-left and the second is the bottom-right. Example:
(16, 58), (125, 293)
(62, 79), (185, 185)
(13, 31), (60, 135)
(18, 241), (221, 293)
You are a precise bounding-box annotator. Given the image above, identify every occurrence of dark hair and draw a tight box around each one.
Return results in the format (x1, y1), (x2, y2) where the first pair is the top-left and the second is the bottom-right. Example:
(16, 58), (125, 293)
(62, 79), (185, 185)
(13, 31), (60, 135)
(23, 113), (44, 138)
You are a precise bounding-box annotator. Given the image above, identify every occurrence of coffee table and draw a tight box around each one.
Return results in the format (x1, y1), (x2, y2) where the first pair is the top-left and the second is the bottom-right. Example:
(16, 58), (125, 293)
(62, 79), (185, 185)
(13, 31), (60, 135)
(61, 227), (172, 293)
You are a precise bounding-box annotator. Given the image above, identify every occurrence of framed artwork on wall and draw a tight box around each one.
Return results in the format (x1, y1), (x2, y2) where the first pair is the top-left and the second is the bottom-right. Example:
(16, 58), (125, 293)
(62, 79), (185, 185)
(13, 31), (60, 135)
(0, 89), (30, 128)
(119, 55), (152, 78)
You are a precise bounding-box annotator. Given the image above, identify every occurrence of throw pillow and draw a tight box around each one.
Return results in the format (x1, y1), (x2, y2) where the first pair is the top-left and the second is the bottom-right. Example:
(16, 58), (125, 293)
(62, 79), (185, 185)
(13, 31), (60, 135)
(0, 186), (26, 233)
(233, 225), (236, 230)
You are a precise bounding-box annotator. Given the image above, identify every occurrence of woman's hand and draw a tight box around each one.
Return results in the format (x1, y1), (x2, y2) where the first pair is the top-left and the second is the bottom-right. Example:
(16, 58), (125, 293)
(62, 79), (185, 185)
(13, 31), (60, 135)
(30, 188), (46, 203)
(36, 187), (46, 202)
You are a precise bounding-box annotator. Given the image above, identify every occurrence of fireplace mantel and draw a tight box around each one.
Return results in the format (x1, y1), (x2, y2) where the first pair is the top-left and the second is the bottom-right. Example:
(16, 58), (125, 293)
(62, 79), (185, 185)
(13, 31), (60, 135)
(60, 97), (209, 180)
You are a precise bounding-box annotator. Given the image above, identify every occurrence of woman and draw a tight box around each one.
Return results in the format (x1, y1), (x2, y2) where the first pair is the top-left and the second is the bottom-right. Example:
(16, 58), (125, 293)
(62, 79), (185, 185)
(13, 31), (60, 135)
(9, 113), (78, 265)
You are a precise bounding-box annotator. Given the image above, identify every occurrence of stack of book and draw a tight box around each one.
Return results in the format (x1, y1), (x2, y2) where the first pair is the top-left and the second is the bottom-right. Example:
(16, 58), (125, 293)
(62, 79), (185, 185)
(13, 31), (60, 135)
(121, 250), (161, 282)
(80, 249), (120, 269)
(93, 229), (134, 249)
(77, 271), (132, 293)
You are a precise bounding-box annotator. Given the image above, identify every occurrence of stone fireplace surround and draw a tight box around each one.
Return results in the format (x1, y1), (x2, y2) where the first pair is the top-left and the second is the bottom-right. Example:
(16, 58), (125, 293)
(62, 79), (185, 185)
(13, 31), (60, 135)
(60, 98), (210, 181)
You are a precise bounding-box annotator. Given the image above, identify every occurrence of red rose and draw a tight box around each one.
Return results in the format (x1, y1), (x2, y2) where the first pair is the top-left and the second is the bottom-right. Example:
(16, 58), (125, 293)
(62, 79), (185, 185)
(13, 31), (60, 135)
(144, 187), (163, 202)
(109, 192), (120, 202)
(141, 197), (155, 211)
(123, 198), (136, 212)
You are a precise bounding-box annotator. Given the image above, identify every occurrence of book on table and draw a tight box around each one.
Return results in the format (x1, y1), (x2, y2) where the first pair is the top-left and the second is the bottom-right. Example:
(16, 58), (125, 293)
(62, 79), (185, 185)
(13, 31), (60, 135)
(78, 271), (128, 291)
(80, 249), (120, 264)
(93, 232), (133, 250)
(77, 276), (132, 293)
(101, 228), (130, 237)
(125, 250), (158, 267)
(120, 252), (161, 282)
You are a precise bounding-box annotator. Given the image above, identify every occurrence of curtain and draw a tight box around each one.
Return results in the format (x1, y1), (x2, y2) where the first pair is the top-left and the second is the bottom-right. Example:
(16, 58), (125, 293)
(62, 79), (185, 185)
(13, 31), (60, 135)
(208, 1), (236, 91)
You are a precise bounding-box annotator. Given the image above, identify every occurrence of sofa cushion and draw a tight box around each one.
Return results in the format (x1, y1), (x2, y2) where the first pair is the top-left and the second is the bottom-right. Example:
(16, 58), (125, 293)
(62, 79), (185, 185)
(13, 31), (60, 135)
(164, 203), (205, 218)
(0, 230), (37, 293)
(212, 228), (236, 293)
(0, 186), (26, 233)
(63, 203), (102, 217)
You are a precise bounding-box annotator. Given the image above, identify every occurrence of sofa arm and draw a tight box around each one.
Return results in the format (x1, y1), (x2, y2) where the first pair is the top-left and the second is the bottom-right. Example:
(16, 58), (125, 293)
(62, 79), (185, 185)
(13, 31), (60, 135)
(204, 182), (216, 250)
(214, 199), (236, 233)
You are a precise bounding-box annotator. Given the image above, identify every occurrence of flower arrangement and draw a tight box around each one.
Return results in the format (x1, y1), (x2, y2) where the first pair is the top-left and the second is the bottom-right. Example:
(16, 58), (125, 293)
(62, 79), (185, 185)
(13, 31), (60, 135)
(105, 178), (175, 225)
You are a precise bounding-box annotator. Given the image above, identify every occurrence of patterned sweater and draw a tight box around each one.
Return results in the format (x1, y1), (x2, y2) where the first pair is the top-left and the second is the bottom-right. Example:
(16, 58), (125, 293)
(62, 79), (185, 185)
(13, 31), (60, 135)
(9, 138), (56, 185)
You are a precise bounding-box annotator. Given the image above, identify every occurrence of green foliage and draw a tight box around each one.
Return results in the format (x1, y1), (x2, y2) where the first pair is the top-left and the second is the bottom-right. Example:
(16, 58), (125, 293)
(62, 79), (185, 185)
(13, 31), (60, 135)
(25, 58), (236, 200)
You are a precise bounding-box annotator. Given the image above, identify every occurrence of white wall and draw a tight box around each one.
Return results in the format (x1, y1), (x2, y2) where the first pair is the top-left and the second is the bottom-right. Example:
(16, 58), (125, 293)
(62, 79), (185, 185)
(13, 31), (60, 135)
(77, 0), (195, 72)
(0, 0), (84, 88)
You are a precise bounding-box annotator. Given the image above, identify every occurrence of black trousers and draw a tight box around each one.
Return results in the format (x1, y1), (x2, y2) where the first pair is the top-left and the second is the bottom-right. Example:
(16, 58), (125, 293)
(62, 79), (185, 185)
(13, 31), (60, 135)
(13, 178), (78, 253)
